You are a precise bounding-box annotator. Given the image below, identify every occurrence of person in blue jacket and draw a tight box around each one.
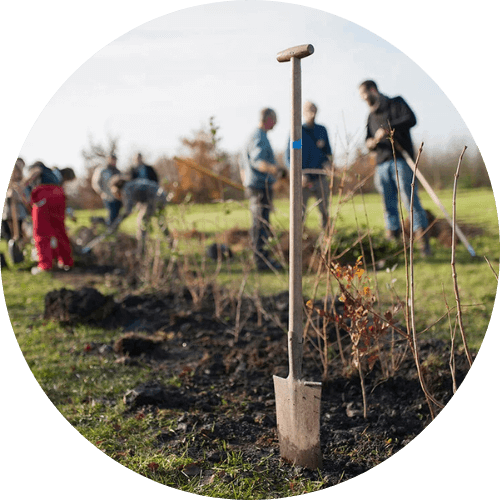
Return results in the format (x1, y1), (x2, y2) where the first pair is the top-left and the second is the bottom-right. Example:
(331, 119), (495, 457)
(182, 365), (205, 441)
(285, 101), (333, 230)
(241, 108), (284, 271)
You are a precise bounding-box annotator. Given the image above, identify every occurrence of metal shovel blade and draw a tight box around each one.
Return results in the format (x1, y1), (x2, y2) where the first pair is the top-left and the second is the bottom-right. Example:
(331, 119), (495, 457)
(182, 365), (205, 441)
(81, 233), (106, 254)
(8, 239), (24, 264)
(273, 375), (322, 469)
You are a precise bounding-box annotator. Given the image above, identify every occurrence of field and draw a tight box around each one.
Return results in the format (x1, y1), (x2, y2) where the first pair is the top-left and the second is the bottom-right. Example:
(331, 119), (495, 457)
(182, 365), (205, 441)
(2, 187), (499, 498)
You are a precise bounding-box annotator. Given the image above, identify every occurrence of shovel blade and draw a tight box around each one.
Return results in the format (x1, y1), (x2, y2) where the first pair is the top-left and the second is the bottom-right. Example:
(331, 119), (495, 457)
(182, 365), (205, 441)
(8, 239), (24, 264)
(81, 233), (106, 254)
(273, 375), (322, 469)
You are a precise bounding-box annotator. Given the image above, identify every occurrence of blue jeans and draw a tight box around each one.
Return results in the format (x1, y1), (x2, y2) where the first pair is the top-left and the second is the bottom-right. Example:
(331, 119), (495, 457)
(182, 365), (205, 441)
(374, 158), (428, 232)
(104, 199), (123, 225)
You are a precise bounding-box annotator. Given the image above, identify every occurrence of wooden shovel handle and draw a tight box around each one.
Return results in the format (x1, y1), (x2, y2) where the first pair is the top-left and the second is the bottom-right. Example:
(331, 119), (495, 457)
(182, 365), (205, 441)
(277, 44), (314, 62)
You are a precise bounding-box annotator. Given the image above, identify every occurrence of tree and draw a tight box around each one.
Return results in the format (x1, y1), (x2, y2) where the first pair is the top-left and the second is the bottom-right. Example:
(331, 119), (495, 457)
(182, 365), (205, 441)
(172, 117), (241, 203)
(73, 135), (120, 209)
(81, 135), (119, 169)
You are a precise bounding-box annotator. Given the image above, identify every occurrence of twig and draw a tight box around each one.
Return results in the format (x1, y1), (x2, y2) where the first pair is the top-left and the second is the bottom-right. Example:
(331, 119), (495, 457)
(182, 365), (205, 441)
(451, 146), (473, 368)
(442, 283), (458, 393)
(408, 143), (436, 419)
(388, 129), (411, 336)
(484, 256), (499, 281)
(233, 267), (250, 341)
(409, 145), (419, 317)
(389, 135), (441, 416)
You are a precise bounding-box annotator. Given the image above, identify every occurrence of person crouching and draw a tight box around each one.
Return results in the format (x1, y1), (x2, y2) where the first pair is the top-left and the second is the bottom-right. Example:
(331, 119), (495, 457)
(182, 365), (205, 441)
(107, 175), (168, 255)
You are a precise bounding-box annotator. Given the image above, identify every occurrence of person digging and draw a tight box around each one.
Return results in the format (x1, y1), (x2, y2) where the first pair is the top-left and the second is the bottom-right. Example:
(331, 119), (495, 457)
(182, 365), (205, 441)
(107, 175), (169, 255)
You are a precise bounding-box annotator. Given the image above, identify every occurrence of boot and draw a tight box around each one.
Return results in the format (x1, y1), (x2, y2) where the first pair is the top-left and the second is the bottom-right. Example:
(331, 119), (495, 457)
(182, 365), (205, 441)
(414, 228), (432, 257)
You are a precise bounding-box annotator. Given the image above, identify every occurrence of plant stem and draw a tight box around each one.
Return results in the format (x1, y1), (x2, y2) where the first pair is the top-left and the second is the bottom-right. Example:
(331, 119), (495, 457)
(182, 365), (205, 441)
(451, 146), (473, 368)
(408, 143), (436, 419)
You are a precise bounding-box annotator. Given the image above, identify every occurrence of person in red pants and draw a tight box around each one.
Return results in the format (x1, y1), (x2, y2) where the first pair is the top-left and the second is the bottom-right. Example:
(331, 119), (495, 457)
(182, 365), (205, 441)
(22, 161), (75, 275)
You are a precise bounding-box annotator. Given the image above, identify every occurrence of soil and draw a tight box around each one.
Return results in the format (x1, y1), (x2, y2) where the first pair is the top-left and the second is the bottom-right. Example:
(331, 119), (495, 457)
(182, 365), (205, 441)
(43, 234), (473, 493)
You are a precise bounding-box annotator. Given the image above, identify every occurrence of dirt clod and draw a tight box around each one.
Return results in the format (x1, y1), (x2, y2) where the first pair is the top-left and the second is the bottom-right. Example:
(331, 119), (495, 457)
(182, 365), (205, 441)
(44, 287), (117, 323)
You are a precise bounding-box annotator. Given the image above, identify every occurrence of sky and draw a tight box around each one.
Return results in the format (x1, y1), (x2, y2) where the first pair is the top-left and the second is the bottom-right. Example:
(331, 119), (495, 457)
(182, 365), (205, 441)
(17, 1), (481, 172)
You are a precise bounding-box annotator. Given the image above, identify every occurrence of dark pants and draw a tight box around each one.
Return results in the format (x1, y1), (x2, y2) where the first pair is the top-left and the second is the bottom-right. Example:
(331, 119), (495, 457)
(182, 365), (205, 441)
(302, 175), (330, 229)
(247, 187), (273, 266)
(104, 199), (123, 226)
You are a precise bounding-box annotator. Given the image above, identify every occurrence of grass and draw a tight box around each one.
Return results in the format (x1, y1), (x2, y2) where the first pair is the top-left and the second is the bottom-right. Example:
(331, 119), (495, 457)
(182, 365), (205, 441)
(97, 186), (497, 351)
(2, 186), (498, 496)
(0, 273), (325, 497)
(5, 187), (498, 351)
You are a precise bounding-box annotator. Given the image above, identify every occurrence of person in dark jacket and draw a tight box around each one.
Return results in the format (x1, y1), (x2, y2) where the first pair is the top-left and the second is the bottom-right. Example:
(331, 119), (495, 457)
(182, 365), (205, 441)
(130, 153), (159, 184)
(359, 80), (431, 256)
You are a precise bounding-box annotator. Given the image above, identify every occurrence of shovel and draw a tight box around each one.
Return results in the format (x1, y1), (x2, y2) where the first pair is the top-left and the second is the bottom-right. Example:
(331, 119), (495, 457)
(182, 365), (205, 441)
(81, 232), (107, 254)
(8, 196), (24, 264)
(397, 145), (477, 257)
(273, 44), (322, 470)
(81, 214), (126, 254)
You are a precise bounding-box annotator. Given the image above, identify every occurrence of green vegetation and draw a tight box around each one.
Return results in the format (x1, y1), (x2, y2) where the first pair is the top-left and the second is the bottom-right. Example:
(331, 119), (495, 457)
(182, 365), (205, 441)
(90, 186), (497, 351)
(2, 187), (498, 497)
(4, 187), (498, 350)
(0, 272), (327, 497)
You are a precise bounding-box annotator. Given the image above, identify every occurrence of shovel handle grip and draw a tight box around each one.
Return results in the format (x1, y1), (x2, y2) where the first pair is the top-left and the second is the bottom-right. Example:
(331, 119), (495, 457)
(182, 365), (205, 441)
(277, 44), (314, 62)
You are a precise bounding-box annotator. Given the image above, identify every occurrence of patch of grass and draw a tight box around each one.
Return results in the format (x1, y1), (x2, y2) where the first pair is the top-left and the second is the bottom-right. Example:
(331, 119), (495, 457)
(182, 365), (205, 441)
(159, 189), (498, 351)
(101, 189), (497, 350)
(2, 187), (498, 497)
(1, 268), (328, 497)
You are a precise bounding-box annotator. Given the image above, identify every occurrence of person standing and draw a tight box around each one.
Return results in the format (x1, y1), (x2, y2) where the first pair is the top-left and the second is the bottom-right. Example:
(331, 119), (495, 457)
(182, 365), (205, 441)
(2, 157), (28, 241)
(91, 154), (122, 225)
(359, 80), (431, 256)
(285, 101), (333, 230)
(22, 161), (74, 274)
(241, 108), (282, 271)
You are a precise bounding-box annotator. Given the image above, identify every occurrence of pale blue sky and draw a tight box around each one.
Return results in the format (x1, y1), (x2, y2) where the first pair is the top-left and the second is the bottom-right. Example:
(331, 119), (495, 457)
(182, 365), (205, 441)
(19, 1), (476, 171)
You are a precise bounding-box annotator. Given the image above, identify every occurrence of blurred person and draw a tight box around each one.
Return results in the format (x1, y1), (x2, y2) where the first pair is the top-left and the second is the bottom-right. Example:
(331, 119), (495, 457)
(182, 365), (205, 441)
(359, 80), (431, 256)
(241, 107), (283, 271)
(91, 154), (122, 225)
(2, 157), (29, 241)
(21, 161), (74, 274)
(54, 167), (77, 223)
(130, 153), (159, 183)
(285, 101), (333, 230)
(107, 175), (168, 255)
(52, 166), (76, 185)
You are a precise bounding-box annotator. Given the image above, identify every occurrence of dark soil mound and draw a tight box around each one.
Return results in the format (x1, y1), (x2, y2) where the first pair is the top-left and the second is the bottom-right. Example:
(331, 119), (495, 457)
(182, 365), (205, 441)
(44, 287), (117, 323)
(57, 283), (473, 490)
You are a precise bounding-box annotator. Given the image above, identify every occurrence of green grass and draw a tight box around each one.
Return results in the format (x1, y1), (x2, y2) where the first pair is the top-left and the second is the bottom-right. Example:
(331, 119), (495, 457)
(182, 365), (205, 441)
(108, 187), (497, 350)
(0, 268), (324, 497)
(2, 186), (498, 496)
(21, 187), (497, 350)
